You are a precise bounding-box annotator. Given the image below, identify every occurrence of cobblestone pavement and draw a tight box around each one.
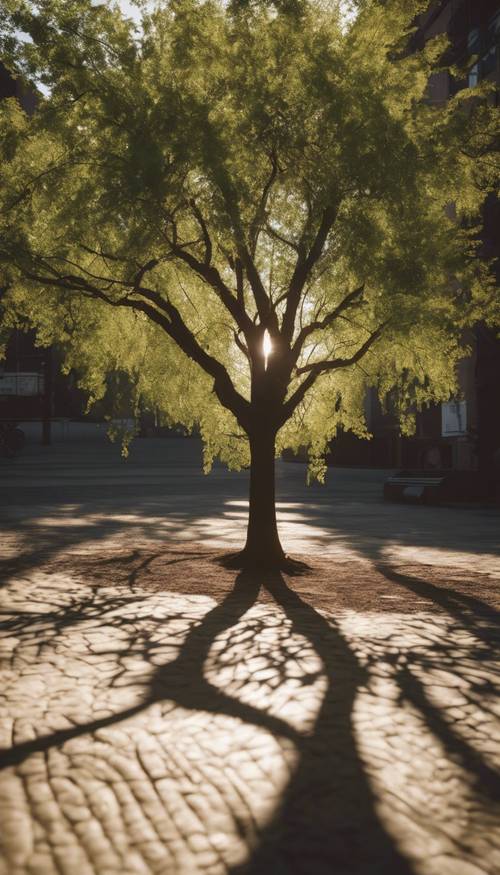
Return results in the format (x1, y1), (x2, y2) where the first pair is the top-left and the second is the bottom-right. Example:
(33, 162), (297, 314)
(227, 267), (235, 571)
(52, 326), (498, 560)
(1, 437), (499, 874)
(1, 555), (499, 875)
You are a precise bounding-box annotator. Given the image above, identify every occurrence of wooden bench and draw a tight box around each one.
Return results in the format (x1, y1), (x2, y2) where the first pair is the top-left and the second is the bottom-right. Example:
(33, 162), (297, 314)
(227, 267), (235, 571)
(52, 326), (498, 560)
(384, 473), (446, 503)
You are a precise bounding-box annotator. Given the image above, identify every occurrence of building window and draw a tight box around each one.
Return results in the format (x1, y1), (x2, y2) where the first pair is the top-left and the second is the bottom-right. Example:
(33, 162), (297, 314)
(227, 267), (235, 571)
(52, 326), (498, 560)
(468, 63), (479, 87)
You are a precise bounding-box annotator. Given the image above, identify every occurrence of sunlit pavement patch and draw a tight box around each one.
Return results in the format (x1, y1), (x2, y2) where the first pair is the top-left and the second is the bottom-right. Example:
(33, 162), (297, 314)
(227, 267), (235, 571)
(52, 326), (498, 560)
(1, 570), (499, 875)
(2, 502), (500, 578)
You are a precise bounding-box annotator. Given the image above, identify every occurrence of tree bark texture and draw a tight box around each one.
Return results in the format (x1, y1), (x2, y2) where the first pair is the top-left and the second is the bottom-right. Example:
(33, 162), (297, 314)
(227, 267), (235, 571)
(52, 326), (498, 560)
(243, 427), (286, 567)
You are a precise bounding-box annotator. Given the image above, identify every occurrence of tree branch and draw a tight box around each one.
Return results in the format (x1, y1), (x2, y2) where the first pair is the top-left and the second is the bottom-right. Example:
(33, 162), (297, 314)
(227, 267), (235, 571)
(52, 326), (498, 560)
(235, 257), (244, 308)
(147, 295), (251, 427)
(281, 203), (339, 344)
(168, 239), (253, 335)
(189, 200), (212, 266)
(249, 150), (279, 257)
(291, 284), (365, 362)
(238, 244), (279, 332)
(233, 330), (250, 361)
(296, 322), (387, 376)
(23, 269), (251, 429)
(79, 244), (126, 263)
(264, 222), (300, 253)
(280, 322), (387, 423)
(203, 148), (276, 330)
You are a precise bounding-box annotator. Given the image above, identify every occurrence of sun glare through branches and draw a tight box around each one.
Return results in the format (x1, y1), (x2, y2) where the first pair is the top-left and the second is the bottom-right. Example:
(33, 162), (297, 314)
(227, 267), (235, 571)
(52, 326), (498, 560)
(263, 330), (273, 371)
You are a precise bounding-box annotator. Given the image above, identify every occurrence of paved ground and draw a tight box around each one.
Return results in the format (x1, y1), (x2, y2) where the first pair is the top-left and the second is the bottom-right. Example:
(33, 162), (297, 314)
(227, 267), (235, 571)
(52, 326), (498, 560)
(0, 433), (499, 874)
(1, 428), (499, 572)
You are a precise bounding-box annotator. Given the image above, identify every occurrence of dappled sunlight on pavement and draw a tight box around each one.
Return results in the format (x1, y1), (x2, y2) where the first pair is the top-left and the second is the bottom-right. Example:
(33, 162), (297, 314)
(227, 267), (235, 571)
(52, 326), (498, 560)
(379, 544), (500, 577)
(1, 438), (500, 581)
(1, 561), (499, 875)
(1, 439), (500, 873)
(3, 496), (500, 580)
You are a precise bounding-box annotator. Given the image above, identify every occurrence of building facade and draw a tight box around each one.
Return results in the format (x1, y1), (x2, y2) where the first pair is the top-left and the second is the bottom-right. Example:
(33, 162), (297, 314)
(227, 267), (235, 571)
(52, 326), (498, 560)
(330, 0), (500, 496)
(0, 63), (87, 441)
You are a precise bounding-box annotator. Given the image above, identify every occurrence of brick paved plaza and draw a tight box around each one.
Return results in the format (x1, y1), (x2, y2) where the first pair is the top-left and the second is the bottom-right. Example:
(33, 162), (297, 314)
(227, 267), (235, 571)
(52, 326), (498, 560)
(1, 433), (499, 874)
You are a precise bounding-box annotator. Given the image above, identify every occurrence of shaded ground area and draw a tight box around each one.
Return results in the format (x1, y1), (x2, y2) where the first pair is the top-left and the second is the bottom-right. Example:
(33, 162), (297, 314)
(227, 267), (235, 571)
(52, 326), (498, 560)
(1, 550), (499, 875)
(1, 433), (499, 578)
(1, 435), (499, 874)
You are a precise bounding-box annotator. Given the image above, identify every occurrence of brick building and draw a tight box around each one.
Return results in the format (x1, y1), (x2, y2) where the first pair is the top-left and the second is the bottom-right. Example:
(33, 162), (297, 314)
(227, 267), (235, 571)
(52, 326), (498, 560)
(330, 0), (500, 495)
(0, 63), (87, 442)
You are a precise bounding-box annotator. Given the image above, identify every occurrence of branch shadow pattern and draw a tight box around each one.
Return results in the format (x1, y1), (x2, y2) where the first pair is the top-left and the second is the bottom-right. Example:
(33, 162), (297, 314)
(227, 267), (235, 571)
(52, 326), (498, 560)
(2, 440), (500, 597)
(1, 557), (500, 874)
(375, 563), (500, 805)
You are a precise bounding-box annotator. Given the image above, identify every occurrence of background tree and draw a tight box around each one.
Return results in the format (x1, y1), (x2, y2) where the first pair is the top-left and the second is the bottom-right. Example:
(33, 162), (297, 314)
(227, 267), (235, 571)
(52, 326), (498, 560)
(0, 0), (497, 567)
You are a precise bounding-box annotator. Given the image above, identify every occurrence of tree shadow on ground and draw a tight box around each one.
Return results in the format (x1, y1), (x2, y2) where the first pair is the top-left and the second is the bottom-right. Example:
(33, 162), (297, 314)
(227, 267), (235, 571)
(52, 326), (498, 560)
(231, 571), (416, 875)
(2, 436), (500, 596)
(374, 562), (500, 805)
(3, 557), (499, 872)
(0, 564), (414, 873)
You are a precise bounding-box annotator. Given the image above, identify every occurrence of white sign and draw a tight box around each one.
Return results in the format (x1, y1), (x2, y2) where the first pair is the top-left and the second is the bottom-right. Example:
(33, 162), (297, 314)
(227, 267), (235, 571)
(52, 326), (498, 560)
(441, 400), (467, 436)
(0, 372), (44, 396)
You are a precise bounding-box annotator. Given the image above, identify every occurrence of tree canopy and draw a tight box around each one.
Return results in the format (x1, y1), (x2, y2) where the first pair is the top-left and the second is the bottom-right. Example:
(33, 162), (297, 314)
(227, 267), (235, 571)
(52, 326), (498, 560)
(0, 0), (497, 561)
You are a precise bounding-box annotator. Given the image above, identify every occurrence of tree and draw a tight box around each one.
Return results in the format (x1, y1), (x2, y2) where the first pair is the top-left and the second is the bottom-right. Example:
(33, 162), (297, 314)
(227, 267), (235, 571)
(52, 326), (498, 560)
(0, 0), (497, 567)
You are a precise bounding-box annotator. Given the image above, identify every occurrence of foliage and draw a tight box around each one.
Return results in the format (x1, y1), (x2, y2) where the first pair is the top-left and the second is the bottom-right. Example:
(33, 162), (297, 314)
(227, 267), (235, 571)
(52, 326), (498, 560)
(0, 0), (497, 478)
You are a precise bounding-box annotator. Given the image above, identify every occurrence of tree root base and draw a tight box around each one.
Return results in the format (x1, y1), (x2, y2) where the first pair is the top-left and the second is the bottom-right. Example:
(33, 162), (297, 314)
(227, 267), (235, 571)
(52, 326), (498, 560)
(218, 549), (310, 576)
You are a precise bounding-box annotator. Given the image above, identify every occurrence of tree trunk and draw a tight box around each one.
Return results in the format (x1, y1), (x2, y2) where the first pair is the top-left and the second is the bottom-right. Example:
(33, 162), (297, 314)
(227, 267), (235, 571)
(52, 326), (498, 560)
(242, 428), (286, 568)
